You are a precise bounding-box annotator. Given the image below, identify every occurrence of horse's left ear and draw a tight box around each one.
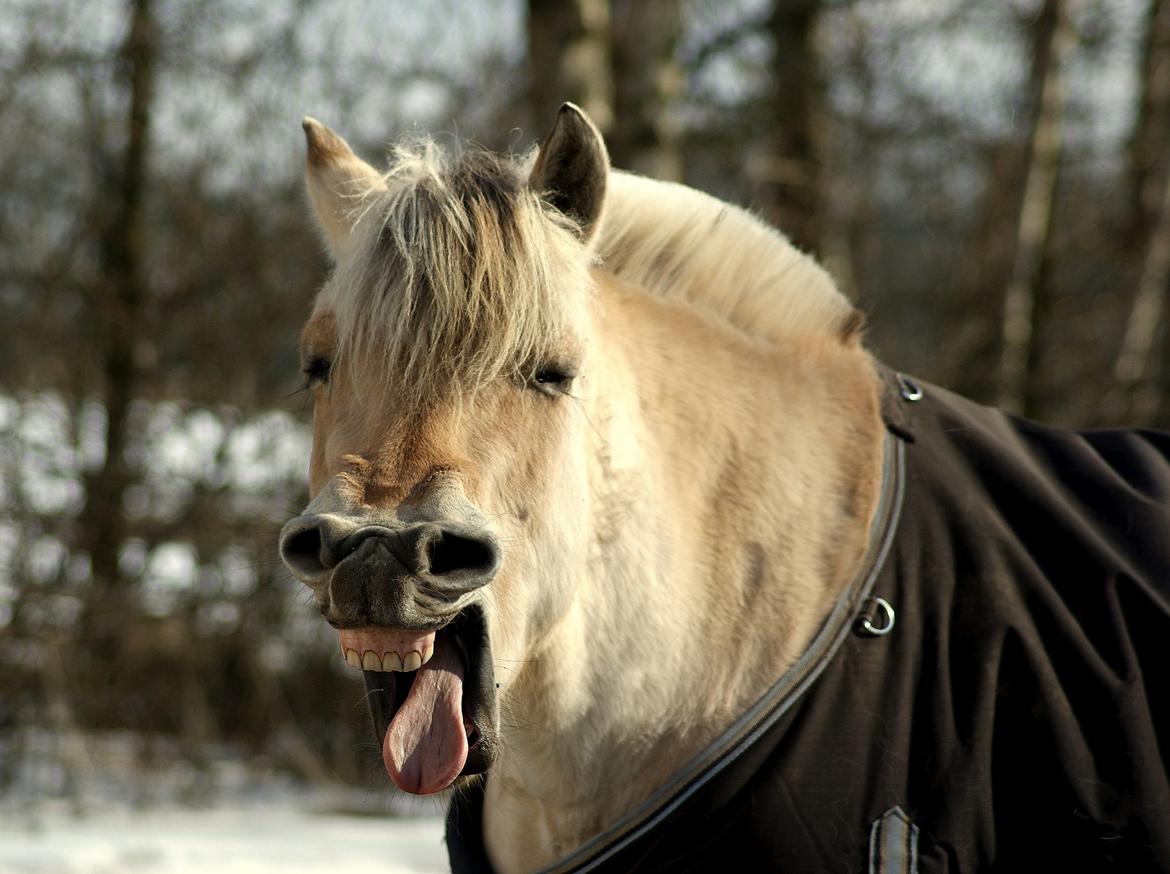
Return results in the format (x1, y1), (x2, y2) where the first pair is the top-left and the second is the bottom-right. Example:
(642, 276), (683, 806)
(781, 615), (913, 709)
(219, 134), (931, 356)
(302, 117), (385, 259)
(529, 103), (609, 243)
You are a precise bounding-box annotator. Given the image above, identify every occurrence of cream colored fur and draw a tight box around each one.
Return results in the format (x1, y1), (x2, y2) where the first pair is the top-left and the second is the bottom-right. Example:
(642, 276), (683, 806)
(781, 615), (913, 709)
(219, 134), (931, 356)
(296, 117), (886, 873)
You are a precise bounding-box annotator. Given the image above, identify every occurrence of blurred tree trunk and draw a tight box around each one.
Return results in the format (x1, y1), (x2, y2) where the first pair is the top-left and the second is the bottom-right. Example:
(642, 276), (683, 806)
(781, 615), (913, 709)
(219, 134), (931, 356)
(1111, 167), (1170, 424)
(941, 144), (1018, 402)
(1126, 0), (1170, 252)
(758, 0), (825, 256)
(1111, 0), (1170, 424)
(79, 0), (156, 672)
(527, 0), (614, 135)
(609, 0), (683, 180)
(997, 0), (1076, 414)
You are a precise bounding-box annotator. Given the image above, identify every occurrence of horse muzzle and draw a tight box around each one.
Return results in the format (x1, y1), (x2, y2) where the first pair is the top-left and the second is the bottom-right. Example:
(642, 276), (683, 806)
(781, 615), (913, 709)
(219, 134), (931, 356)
(278, 515), (501, 627)
(278, 511), (502, 794)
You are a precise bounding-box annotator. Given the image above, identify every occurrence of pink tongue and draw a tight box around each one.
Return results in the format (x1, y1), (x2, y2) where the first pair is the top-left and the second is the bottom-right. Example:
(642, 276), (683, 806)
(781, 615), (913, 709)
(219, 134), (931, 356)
(384, 634), (469, 795)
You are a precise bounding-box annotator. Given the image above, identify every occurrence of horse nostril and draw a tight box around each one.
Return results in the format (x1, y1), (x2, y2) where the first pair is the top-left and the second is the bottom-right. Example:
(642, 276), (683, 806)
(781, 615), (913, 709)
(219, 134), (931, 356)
(426, 530), (500, 581)
(280, 525), (325, 576)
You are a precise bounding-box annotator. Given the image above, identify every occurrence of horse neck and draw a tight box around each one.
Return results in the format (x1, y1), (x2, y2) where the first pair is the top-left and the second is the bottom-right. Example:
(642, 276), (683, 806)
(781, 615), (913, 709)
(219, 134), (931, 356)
(484, 277), (887, 871)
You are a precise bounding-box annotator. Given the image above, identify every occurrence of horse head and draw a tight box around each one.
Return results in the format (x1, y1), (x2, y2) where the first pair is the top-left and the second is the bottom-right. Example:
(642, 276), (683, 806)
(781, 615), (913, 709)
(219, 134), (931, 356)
(280, 106), (612, 798)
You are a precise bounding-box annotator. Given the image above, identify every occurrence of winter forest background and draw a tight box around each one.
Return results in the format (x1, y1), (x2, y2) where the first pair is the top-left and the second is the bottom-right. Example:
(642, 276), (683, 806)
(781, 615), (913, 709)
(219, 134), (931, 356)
(2, 0), (1169, 867)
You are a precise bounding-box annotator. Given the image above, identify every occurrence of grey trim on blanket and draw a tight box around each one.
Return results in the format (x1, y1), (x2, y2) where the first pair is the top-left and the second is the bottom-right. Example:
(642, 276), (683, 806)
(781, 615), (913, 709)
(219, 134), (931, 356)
(534, 429), (906, 874)
(869, 806), (919, 874)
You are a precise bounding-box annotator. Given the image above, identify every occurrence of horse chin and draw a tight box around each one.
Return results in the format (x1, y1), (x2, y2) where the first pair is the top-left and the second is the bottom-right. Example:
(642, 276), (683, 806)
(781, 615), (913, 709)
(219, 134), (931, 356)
(360, 603), (498, 791)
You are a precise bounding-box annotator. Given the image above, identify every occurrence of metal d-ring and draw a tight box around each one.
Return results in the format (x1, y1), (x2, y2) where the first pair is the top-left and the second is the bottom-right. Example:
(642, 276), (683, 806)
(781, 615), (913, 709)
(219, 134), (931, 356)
(898, 375), (923, 402)
(855, 596), (896, 637)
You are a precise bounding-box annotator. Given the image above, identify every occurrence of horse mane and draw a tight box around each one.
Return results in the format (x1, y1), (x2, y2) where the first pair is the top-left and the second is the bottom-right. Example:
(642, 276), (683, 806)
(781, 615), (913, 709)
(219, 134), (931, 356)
(325, 139), (590, 404)
(597, 171), (854, 341)
(324, 141), (852, 403)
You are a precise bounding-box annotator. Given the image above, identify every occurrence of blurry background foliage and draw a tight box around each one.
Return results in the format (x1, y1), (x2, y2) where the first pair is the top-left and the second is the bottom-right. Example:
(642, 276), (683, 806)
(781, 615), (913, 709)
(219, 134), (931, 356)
(2, 0), (1167, 797)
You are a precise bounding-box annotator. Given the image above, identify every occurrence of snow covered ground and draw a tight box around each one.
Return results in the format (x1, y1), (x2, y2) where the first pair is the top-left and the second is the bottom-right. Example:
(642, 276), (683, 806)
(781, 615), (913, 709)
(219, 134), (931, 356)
(0, 803), (448, 874)
(0, 731), (449, 873)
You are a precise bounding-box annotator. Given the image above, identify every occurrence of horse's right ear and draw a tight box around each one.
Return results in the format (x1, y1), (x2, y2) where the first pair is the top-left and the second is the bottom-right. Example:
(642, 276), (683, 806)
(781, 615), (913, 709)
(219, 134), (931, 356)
(302, 117), (385, 259)
(529, 103), (609, 243)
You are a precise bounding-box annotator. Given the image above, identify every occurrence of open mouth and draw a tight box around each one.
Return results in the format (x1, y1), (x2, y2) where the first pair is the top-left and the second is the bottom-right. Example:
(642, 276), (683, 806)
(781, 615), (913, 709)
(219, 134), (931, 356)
(341, 605), (497, 795)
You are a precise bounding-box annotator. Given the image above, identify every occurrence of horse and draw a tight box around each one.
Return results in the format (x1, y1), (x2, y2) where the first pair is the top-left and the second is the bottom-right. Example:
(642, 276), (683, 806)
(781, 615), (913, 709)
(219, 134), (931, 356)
(278, 105), (1170, 873)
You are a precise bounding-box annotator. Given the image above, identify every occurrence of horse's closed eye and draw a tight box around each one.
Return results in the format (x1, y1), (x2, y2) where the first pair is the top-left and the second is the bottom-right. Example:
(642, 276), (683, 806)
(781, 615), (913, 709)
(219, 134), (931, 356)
(302, 357), (332, 386)
(532, 366), (575, 395)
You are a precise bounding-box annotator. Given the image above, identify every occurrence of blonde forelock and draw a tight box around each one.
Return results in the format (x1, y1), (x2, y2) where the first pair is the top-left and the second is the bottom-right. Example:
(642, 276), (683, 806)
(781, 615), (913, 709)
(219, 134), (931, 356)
(324, 139), (593, 406)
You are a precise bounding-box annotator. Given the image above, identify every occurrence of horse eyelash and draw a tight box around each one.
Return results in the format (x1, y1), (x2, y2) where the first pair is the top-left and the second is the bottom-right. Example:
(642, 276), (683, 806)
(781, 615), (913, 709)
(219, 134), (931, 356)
(301, 357), (332, 386)
(532, 365), (577, 395)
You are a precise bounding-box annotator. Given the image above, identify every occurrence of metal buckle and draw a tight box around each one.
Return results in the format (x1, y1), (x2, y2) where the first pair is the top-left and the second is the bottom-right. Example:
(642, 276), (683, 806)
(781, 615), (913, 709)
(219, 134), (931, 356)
(897, 375), (923, 402)
(855, 596), (896, 637)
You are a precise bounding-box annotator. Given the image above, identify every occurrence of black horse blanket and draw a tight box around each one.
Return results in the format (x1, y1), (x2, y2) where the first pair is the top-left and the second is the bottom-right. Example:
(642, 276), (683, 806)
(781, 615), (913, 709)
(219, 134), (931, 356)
(445, 373), (1170, 873)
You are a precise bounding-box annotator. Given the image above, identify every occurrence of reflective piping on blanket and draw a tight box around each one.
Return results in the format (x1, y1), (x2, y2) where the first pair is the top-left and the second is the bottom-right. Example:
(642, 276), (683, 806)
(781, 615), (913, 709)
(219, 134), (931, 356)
(537, 432), (907, 874)
(869, 807), (919, 874)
